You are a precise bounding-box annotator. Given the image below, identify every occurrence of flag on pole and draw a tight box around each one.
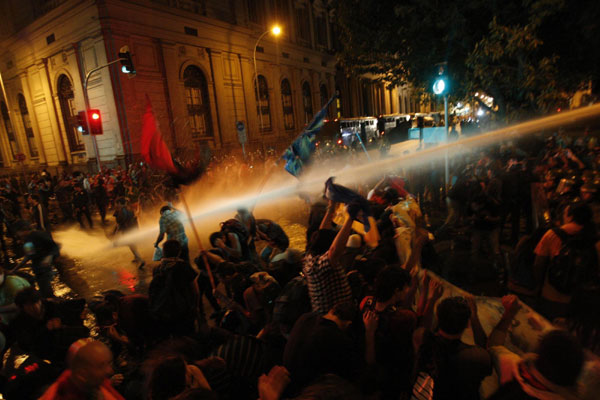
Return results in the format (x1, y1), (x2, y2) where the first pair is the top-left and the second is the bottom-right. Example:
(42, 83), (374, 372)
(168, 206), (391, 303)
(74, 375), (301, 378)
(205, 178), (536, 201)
(140, 96), (206, 187)
(140, 96), (177, 174)
(282, 94), (336, 177)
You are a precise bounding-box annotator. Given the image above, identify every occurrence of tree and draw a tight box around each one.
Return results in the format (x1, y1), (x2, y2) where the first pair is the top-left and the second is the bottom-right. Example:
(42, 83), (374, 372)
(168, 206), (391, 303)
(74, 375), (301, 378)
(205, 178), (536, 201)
(466, 18), (567, 121)
(335, 0), (600, 121)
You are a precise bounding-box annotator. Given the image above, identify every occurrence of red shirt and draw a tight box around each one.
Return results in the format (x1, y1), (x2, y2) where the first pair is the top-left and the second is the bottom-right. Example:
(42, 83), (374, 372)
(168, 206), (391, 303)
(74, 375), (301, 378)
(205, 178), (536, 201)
(39, 370), (124, 400)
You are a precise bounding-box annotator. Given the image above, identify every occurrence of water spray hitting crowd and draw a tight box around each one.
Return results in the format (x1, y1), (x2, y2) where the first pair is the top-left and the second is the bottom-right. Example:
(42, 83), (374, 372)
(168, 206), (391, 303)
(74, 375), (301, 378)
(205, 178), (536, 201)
(0, 104), (598, 400)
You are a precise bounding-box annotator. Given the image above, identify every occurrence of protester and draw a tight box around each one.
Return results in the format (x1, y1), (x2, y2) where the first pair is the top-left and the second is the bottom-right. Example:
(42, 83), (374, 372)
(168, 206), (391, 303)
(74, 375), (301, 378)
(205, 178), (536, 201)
(148, 239), (198, 338)
(113, 197), (145, 269)
(0, 126), (598, 400)
(39, 339), (124, 400)
(11, 221), (60, 298)
(155, 205), (190, 262)
(283, 301), (360, 395)
(302, 200), (356, 314)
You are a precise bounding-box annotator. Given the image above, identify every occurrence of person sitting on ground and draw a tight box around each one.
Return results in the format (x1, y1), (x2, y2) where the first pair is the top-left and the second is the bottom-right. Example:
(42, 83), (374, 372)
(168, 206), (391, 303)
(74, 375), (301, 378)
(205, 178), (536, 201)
(11, 287), (89, 365)
(0, 266), (30, 325)
(414, 295), (491, 400)
(40, 339), (125, 400)
(146, 355), (211, 400)
(0, 266), (30, 353)
(10, 221), (60, 298)
(488, 326), (584, 400)
(283, 301), (361, 396)
(302, 200), (357, 314)
(255, 219), (290, 264)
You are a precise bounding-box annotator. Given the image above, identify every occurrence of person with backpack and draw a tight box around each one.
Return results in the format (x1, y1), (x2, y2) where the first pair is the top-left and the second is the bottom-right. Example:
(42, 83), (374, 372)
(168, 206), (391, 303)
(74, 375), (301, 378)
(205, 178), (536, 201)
(255, 219), (290, 264)
(218, 217), (252, 262)
(113, 197), (145, 269)
(533, 201), (599, 321)
(155, 205), (189, 263)
(148, 239), (198, 338)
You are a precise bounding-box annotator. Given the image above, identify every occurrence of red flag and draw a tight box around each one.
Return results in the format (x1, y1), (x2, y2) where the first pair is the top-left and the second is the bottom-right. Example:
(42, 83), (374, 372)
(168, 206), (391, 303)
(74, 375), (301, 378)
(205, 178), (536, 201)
(140, 96), (177, 173)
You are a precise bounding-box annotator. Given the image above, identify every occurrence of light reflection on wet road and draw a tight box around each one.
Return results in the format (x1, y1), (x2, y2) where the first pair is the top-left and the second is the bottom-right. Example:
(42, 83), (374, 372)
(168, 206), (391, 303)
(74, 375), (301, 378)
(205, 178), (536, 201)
(53, 207), (308, 300)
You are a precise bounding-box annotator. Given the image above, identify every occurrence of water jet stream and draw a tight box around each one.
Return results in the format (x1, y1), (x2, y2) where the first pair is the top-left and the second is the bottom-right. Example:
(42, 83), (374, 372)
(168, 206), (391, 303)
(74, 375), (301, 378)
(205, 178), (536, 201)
(103, 104), (600, 249)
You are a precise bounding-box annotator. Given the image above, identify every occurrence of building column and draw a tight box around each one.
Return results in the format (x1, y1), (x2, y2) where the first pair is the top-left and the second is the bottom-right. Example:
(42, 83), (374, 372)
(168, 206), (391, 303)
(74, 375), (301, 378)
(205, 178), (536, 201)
(20, 70), (48, 165)
(207, 48), (226, 148)
(39, 61), (69, 165)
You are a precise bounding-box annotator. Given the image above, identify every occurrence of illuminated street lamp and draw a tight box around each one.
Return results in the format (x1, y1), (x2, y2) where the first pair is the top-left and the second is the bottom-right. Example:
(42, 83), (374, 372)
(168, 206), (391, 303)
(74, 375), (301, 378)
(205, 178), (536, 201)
(254, 25), (282, 132)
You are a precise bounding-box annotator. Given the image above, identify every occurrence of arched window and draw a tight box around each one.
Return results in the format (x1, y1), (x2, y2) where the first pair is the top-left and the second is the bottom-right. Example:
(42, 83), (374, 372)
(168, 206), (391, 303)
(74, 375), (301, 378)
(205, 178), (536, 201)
(302, 82), (313, 123)
(184, 65), (213, 139)
(281, 79), (294, 131)
(255, 75), (271, 131)
(17, 94), (38, 158)
(57, 75), (84, 152)
(0, 101), (18, 159)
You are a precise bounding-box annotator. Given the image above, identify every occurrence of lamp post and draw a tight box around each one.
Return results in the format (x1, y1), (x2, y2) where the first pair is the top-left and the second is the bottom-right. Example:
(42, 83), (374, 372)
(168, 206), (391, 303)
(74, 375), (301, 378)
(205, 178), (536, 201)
(253, 25), (281, 132)
(433, 67), (449, 186)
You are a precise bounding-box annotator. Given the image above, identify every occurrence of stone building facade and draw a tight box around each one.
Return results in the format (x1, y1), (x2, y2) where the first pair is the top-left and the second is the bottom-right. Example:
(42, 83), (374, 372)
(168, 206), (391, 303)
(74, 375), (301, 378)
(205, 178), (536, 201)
(0, 0), (422, 171)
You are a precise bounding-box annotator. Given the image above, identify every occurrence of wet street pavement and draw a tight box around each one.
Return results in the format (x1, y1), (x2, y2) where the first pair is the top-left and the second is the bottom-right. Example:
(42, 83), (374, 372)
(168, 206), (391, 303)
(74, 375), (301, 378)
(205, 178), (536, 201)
(51, 203), (309, 301)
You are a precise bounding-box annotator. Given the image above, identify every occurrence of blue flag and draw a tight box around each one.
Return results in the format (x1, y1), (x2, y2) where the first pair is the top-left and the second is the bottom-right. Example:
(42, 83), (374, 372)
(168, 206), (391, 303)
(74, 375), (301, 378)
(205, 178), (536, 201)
(282, 95), (336, 177)
(324, 177), (372, 232)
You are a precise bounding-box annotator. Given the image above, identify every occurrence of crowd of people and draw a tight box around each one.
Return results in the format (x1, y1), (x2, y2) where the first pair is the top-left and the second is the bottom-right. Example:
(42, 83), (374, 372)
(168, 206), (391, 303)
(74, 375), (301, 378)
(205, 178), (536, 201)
(0, 129), (597, 400)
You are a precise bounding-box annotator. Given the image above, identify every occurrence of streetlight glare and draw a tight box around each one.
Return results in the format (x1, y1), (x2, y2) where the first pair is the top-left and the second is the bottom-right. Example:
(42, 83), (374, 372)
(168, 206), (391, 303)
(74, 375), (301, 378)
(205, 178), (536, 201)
(433, 78), (446, 95)
(272, 26), (281, 36)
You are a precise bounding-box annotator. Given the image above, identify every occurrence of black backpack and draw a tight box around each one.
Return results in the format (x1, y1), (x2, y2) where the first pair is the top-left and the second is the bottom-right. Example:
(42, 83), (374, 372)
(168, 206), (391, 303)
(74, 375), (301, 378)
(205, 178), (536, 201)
(221, 219), (250, 260)
(547, 228), (598, 295)
(148, 263), (194, 322)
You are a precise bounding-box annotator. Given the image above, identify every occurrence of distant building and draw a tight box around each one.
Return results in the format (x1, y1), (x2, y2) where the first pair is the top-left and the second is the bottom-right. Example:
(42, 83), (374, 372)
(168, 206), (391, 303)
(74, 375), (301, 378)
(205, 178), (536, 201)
(0, 0), (423, 171)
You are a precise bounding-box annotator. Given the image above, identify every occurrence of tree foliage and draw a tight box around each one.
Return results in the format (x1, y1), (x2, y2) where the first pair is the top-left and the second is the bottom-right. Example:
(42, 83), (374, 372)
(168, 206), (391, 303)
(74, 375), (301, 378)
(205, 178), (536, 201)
(335, 0), (600, 121)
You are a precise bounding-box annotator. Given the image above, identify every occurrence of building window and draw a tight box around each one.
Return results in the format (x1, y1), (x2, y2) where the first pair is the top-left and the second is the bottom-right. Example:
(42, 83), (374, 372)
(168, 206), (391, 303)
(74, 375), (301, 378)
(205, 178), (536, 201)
(255, 75), (271, 131)
(295, 4), (311, 43)
(0, 101), (18, 159)
(57, 75), (84, 152)
(315, 14), (327, 47)
(320, 84), (329, 107)
(17, 94), (38, 158)
(247, 0), (265, 25)
(274, 0), (290, 30)
(320, 84), (329, 117)
(184, 65), (213, 139)
(302, 82), (313, 123)
(281, 78), (294, 130)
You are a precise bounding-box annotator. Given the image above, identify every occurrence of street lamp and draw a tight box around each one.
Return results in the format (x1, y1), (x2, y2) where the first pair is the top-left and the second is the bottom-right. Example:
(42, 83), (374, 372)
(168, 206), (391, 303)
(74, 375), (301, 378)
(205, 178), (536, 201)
(253, 25), (282, 132)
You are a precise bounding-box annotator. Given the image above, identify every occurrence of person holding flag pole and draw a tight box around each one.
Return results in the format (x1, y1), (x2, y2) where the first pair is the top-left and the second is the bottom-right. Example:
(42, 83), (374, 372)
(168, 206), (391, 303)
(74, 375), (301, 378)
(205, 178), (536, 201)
(139, 95), (216, 289)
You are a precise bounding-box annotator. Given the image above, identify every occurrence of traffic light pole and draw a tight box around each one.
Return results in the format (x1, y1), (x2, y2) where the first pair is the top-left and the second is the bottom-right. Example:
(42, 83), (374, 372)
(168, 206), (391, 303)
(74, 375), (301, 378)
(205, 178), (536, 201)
(82, 58), (125, 172)
(444, 94), (449, 186)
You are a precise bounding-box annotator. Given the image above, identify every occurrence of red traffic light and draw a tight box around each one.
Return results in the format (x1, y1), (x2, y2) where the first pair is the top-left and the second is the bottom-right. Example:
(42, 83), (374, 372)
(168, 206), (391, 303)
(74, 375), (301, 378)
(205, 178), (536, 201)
(87, 109), (103, 135)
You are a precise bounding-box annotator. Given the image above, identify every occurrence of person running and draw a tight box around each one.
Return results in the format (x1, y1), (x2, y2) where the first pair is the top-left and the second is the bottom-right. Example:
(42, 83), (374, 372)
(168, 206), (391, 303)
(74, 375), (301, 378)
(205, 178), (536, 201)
(113, 197), (145, 269)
